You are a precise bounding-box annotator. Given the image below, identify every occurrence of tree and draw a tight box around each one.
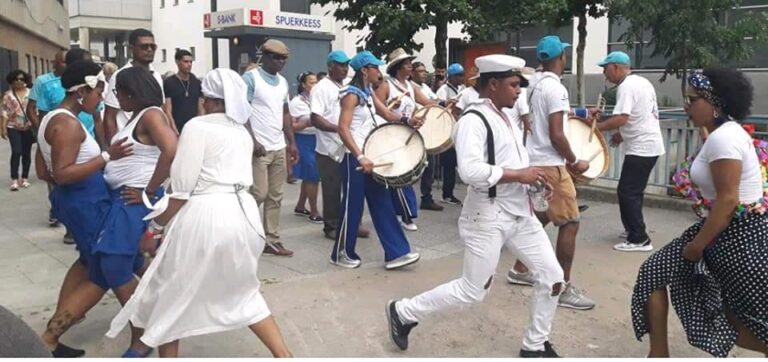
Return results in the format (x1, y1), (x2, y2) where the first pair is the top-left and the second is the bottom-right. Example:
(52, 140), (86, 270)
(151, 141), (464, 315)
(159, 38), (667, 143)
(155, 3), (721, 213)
(610, 0), (768, 97)
(549, 0), (607, 107)
(311, 0), (475, 69)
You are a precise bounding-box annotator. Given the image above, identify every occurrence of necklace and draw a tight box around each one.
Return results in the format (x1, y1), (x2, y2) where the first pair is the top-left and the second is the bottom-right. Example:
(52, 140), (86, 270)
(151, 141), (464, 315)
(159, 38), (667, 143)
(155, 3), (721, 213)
(176, 74), (191, 97)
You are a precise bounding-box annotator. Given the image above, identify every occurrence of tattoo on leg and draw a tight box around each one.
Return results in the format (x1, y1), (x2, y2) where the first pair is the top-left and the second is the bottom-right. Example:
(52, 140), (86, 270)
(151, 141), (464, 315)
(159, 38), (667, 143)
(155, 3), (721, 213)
(46, 310), (76, 338)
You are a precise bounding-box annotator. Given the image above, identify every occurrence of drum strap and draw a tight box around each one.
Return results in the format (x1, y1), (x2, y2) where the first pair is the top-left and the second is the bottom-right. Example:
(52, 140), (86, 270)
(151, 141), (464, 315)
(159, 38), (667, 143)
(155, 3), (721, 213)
(463, 110), (496, 198)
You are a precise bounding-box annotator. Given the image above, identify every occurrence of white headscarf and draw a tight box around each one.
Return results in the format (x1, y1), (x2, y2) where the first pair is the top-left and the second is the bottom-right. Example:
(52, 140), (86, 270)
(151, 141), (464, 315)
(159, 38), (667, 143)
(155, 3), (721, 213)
(201, 68), (250, 125)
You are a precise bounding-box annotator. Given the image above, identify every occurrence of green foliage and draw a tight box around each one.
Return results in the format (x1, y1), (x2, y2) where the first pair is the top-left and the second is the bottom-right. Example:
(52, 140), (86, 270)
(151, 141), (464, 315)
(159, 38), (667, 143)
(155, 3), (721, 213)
(610, 0), (768, 83)
(464, 0), (566, 42)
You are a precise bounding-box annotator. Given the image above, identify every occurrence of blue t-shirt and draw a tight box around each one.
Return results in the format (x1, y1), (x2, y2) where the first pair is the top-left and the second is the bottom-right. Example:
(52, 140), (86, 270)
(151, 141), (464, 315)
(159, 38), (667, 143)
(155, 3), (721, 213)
(29, 72), (97, 138)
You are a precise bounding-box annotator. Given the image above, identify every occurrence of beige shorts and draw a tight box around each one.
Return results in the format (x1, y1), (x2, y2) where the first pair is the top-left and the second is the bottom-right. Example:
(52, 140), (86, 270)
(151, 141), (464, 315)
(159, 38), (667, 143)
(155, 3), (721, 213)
(540, 166), (579, 226)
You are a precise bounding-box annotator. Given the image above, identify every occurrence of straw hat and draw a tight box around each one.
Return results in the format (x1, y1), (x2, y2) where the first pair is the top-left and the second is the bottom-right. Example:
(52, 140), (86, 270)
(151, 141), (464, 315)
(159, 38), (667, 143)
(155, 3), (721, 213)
(385, 48), (417, 73)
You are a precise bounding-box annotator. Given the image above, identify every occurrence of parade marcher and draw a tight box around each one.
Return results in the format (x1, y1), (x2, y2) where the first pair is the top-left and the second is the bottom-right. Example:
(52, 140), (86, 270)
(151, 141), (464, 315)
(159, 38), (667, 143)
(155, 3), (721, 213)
(332, 51), (421, 270)
(310, 50), (372, 240)
(2, 70), (33, 191)
(163, 49), (203, 134)
(631, 67), (768, 357)
(243, 39), (299, 257)
(107, 68), (292, 358)
(34, 60), (132, 357)
(411, 61), (444, 212)
(104, 28), (164, 141)
(375, 48), (437, 231)
(26, 50), (66, 131)
(290, 71), (323, 223)
(386, 55), (564, 357)
(586, 51), (665, 252)
(507, 35), (596, 311)
(435, 63), (468, 206)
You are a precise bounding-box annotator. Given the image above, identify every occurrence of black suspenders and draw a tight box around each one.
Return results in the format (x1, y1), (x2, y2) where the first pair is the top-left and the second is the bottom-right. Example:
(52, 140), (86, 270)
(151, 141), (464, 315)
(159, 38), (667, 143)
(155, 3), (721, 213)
(462, 110), (496, 198)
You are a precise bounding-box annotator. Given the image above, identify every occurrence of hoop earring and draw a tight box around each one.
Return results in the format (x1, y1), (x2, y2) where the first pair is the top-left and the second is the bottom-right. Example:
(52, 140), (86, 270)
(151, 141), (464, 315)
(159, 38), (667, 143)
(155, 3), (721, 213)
(713, 110), (719, 118)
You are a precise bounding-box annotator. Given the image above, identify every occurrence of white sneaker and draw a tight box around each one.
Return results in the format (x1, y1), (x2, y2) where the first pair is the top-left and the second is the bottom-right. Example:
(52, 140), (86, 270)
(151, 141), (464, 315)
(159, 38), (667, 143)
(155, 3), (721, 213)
(9, 181), (18, 191)
(613, 239), (653, 252)
(385, 252), (420, 270)
(398, 217), (418, 232)
(506, 269), (536, 286)
(558, 283), (596, 310)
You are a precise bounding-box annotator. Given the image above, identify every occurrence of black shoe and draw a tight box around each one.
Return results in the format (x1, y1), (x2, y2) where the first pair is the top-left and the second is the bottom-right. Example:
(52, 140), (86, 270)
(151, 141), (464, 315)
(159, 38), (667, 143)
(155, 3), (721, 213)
(62, 231), (75, 245)
(578, 204), (589, 213)
(420, 200), (444, 211)
(386, 300), (417, 351)
(48, 209), (59, 227)
(51, 342), (85, 358)
(441, 196), (462, 205)
(519, 341), (560, 358)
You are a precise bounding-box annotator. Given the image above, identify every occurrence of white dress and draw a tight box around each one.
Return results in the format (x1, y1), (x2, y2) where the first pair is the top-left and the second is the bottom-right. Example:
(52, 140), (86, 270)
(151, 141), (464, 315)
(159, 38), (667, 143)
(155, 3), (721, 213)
(106, 113), (270, 347)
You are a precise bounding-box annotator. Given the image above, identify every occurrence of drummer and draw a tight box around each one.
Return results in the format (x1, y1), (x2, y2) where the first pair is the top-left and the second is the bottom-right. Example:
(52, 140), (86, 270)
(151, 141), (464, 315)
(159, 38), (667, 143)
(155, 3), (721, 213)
(508, 35), (596, 311)
(435, 63), (469, 206)
(374, 48), (438, 231)
(587, 51), (665, 252)
(410, 61), (444, 212)
(331, 51), (421, 270)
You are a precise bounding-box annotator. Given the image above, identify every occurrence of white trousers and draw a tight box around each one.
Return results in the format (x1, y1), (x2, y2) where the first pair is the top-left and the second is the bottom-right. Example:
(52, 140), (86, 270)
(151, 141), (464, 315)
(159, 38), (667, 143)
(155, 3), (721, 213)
(396, 199), (564, 351)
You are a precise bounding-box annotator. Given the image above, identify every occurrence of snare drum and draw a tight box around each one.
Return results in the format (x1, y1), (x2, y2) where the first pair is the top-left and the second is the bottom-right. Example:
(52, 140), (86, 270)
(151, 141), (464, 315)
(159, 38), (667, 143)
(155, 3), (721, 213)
(362, 123), (428, 188)
(565, 116), (610, 185)
(412, 105), (455, 154)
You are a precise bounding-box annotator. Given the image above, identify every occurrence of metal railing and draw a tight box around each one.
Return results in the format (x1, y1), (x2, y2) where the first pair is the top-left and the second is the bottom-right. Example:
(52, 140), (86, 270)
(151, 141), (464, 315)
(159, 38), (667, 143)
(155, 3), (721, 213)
(593, 110), (768, 194)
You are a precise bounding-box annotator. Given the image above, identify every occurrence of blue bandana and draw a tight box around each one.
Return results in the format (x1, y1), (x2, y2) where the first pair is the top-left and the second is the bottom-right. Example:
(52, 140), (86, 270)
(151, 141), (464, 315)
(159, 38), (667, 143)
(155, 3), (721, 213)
(687, 71), (725, 110)
(339, 85), (372, 106)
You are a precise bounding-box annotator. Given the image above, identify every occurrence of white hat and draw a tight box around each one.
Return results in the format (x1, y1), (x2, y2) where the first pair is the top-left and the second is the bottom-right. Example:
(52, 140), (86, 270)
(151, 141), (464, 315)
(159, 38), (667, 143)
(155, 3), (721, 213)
(475, 54), (526, 75)
(201, 68), (251, 125)
(385, 48), (417, 73)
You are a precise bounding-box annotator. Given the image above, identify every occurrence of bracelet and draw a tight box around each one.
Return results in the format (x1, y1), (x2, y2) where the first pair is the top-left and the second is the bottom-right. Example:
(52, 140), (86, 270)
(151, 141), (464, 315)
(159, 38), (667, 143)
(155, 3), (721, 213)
(100, 151), (111, 163)
(356, 154), (366, 161)
(149, 219), (164, 232)
(574, 108), (588, 119)
(399, 116), (410, 125)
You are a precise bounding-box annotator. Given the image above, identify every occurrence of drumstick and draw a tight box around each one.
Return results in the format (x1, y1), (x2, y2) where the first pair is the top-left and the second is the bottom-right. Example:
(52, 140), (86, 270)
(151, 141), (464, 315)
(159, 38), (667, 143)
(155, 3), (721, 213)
(355, 162), (394, 171)
(387, 93), (405, 110)
(405, 129), (419, 145)
(436, 103), (455, 119)
(588, 93), (604, 142)
(587, 148), (603, 163)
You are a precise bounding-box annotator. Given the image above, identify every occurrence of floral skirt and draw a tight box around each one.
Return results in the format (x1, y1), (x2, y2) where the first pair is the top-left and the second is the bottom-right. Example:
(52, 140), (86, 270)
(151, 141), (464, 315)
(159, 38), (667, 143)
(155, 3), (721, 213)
(631, 213), (768, 357)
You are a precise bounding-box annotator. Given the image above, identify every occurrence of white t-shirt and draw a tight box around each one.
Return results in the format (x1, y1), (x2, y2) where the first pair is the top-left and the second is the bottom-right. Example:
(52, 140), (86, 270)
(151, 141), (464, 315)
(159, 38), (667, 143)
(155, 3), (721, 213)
(526, 71), (571, 166)
(503, 87), (530, 130)
(416, 82), (437, 101)
(456, 86), (479, 112)
(104, 62), (165, 131)
(310, 77), (344, 156)
(613, 74), (665, 157)
(436, 82), (464, 102)
(289, 94), (315, 135)
(690, 121), (763, 203)
(245, 69), (289, 152)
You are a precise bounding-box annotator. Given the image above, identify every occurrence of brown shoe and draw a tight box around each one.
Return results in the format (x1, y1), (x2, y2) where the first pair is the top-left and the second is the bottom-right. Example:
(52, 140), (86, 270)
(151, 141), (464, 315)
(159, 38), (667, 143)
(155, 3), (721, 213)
(264, 242), (294, 257)
(358, 226), (371, 238)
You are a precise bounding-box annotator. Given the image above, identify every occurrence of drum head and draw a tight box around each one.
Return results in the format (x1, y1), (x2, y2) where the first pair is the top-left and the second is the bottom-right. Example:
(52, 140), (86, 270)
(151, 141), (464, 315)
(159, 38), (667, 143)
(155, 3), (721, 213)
(413, 105), (455, 153)
(363, 123), (426, 178)
(566, 117), (609, 180)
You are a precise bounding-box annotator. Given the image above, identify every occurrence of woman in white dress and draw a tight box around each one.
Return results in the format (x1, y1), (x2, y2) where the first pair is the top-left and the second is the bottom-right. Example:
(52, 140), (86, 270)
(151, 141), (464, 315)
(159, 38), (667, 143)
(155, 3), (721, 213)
(106, 68), (292, 357)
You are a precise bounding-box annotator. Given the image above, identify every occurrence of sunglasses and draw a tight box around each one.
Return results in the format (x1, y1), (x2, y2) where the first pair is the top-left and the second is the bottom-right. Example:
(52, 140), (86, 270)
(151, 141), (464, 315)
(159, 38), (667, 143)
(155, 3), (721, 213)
(684, 95), (702, 106)
(138, 43), (158, 51)
(14, 77), (25, 82)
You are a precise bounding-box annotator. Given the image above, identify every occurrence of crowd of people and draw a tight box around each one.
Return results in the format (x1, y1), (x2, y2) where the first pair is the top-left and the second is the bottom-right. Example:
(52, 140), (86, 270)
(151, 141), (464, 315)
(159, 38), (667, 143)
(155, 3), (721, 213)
(1, 26), (766, 358)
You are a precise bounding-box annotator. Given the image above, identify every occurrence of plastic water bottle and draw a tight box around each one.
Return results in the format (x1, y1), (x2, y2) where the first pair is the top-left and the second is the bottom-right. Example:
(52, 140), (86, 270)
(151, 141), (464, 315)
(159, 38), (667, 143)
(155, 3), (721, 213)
(528, 181), (549, 212)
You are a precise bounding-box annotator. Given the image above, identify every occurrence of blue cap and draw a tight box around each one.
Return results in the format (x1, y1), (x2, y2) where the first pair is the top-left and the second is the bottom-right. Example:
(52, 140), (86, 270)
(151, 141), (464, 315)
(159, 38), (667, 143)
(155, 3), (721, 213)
(447, 63), (464, 76)
(327, 50), (351, 64)
(597, 51), (631, 67)
(536, 35), (571, 62)
(349, 51), (385, 71)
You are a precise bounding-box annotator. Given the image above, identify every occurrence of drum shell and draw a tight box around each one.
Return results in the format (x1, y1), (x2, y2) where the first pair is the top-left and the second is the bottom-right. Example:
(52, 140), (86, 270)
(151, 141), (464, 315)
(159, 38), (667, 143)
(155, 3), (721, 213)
(413, 105), (455, 155)
(565, 116), (610, 185)
(362, 123), (428, 188)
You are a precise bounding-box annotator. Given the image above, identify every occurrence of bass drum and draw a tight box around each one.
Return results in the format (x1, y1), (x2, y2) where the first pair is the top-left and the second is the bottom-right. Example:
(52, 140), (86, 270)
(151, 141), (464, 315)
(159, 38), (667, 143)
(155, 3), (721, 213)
(565, 116), (610, 185)
(362, 123), (428, 188)
(412, 105), (455, 154)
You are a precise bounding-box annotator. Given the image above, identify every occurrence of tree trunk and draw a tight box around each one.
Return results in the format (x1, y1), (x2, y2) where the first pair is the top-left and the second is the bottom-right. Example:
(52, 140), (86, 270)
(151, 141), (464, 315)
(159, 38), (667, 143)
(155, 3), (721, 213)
(680, 46), (688, 101)
(434, 15), (449, 70)
(576, 11), (588, 107)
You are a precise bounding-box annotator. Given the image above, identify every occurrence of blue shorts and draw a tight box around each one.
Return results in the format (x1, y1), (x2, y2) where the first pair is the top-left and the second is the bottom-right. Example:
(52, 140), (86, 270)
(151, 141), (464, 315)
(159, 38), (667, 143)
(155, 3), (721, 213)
(88, 252), (145, 290)
(292, 133), (320, 183)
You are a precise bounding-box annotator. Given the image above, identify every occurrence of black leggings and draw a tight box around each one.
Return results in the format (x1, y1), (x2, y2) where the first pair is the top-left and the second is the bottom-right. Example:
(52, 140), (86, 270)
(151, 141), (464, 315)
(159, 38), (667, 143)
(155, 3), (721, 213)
(7, 128), (34, 180)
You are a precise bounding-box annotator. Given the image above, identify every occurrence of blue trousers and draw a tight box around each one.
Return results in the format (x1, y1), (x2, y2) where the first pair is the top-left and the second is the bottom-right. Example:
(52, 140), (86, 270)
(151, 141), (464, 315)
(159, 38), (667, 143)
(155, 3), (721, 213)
(391, 185), (418, 221)
(332, 154), (412, 262)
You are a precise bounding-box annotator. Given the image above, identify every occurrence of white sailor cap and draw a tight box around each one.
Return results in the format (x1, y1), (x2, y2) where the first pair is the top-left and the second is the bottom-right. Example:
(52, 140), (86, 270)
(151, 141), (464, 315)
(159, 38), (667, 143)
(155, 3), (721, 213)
(475, 54), (526, 75)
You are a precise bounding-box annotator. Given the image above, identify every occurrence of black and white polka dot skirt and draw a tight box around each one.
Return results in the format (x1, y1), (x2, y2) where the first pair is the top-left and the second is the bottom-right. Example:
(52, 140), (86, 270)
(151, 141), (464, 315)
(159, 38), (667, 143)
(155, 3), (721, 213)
(631, 213), (768, 357)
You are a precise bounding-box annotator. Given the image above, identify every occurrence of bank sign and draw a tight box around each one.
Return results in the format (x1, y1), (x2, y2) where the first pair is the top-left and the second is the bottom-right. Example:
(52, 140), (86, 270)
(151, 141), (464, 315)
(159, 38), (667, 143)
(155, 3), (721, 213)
(204, 8), (332, 34)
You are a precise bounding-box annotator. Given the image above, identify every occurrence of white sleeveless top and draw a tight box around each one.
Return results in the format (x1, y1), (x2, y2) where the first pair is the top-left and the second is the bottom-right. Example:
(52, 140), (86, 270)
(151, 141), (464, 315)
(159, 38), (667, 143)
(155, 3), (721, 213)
(104, 106), (163, 189)
(387, 77), (417, 119)
(37, 109), (101, 173)
(340, 87), (376, 152)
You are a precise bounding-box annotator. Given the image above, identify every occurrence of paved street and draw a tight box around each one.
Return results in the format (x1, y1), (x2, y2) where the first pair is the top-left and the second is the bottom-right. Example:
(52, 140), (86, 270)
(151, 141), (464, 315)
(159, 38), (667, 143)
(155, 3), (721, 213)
(0, 143), (761, 358)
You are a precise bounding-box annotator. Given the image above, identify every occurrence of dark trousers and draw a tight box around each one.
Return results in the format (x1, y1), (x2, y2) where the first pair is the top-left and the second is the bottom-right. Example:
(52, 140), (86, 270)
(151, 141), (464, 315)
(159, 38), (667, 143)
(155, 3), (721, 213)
(316, 153), (342, 233)
(440, 147), (457, 199)
(7, 128), (34, 180)
(420, 154), (437, 203)
(618, 155), (658, 243)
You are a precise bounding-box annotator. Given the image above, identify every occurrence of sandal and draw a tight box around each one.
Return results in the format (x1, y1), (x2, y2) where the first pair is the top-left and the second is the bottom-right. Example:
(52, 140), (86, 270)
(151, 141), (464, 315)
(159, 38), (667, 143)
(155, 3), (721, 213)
(308, 215), (324, 224)
(294, 208), (310, 217)
(122, 347), (154, 358)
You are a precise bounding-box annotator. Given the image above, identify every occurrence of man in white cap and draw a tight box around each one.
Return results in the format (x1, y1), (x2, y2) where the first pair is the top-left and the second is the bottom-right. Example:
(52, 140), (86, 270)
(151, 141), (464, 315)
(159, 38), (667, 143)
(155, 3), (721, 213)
(386, 54), (564, 358)
(242, 39), (299, 257)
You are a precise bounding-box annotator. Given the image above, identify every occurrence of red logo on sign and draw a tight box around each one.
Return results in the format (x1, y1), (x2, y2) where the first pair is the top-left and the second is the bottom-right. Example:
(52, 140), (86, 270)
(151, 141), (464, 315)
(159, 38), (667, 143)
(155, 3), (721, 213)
(250, 10), (264, 25)
(203, 13), (211, 28)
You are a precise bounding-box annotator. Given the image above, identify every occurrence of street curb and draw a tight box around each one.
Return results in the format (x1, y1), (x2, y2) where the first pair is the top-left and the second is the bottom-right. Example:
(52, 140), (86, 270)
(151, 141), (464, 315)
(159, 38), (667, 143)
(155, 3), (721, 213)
(577, 185), (693, 212)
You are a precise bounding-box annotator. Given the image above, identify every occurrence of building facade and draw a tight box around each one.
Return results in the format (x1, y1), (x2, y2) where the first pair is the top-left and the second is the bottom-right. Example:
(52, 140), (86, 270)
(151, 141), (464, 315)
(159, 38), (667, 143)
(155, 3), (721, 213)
(0, 0), (70, 91)
(68, 0), (152, 65)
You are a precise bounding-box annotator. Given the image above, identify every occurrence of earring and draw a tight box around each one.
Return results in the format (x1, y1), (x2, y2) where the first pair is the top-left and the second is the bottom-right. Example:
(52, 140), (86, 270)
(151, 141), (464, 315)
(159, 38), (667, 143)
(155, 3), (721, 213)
(713, 110), (720, 118)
